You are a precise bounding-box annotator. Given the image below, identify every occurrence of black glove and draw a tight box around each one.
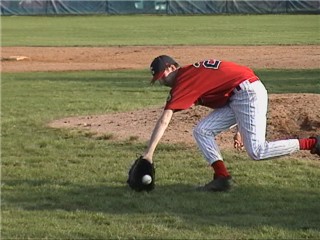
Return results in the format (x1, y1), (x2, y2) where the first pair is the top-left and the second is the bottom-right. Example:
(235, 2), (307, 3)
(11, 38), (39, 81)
(127, 156), (155, 192)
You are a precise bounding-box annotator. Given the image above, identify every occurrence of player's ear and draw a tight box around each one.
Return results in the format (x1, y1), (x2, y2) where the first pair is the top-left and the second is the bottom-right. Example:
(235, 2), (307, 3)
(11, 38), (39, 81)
(169, 64), (177, 71)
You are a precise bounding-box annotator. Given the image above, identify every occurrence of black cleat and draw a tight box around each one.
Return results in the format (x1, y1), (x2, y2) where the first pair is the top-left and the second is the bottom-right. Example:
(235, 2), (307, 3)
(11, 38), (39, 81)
(197, 176), (232, 192)
(310, 136), (320, 156)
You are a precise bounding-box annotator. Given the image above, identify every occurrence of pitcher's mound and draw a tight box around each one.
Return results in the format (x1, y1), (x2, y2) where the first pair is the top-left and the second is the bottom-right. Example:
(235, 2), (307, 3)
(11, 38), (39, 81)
(49, 93), (320, 159)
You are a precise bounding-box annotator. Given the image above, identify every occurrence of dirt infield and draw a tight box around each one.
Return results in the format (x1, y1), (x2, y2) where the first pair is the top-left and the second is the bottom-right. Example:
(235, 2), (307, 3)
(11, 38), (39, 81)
(2, 45), (320, 159)
(2, 45), (319, 72)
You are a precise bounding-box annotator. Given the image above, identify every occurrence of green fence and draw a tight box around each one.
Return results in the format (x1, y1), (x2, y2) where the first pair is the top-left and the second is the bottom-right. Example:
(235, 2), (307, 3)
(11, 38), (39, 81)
(1, 0), (319, 15)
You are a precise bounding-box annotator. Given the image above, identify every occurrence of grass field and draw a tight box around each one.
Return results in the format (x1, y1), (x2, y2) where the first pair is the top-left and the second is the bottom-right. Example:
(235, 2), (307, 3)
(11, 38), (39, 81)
(1, 15), (319, 46)
(1, 15), (320, 239)
(2, 69), (320, 239)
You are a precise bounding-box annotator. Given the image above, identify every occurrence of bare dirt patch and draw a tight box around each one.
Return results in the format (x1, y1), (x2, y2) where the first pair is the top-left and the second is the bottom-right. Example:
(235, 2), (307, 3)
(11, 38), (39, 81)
(2, 45), (319, 159)
(2, 45), (319, 72)
(49, 93), (320, 160)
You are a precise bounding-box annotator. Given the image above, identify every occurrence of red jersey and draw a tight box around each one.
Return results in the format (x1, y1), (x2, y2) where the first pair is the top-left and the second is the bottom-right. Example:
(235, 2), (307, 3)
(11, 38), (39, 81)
(164, 59), (259, 110)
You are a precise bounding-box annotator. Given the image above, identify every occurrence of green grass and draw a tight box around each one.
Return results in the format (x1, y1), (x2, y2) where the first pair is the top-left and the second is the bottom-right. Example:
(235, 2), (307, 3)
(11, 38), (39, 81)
(2, 69), (320, 239)
(257, 69), (320, 93)
(1, 15), (319, 46)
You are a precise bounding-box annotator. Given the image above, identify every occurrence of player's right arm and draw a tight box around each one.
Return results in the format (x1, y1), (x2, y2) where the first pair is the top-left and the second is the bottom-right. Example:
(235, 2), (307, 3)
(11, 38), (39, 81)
(233, 131), (244, 151)
(142, 109), (173, 162)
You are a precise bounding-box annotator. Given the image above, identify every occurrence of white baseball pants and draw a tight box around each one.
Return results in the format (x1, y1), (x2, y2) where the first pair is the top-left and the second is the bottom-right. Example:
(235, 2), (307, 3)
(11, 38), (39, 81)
(193, 80), (300, 164)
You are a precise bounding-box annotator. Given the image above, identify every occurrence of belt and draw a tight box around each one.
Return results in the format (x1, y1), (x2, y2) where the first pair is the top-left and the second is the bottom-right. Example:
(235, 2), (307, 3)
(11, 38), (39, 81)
(233, 77), (259, 94)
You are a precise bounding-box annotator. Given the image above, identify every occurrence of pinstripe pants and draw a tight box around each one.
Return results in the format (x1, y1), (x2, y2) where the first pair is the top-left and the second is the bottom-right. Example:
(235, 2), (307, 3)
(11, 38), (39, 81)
(193, 80), (300, 164)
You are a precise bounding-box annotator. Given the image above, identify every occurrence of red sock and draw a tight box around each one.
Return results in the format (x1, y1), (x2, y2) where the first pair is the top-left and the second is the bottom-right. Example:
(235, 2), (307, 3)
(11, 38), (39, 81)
(211, 160), (230, 178)
(298, 138), (317, 150)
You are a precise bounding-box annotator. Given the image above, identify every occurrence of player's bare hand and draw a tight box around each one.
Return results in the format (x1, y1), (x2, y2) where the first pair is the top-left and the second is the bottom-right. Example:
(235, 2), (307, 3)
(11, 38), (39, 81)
(233, 132), (244, 151)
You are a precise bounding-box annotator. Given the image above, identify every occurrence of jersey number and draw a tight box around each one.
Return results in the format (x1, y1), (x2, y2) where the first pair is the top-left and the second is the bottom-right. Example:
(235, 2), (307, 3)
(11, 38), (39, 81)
(194, 59), (221, 69)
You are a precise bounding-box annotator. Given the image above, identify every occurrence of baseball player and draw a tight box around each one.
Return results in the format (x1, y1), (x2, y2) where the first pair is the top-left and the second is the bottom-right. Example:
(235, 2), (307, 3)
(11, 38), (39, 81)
(141, 55), (320, 192)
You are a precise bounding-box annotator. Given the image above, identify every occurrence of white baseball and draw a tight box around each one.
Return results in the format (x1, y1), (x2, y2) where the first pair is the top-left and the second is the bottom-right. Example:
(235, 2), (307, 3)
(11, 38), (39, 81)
(142, 175), (152, 185)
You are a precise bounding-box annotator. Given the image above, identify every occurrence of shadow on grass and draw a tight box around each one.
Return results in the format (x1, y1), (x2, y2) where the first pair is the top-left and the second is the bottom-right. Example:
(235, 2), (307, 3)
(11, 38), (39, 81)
(3, 179), (319, 231)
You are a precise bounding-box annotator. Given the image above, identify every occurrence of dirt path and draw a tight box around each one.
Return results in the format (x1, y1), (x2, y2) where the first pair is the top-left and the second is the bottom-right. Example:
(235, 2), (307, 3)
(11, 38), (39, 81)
(2, 45), (319, 72)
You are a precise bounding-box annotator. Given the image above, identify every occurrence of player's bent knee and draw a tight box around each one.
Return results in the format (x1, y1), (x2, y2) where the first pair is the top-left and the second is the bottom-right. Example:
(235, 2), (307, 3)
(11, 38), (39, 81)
(193, 126), (215, 139)
(192, 127), (202, 139)
(246, 149), (263, 161)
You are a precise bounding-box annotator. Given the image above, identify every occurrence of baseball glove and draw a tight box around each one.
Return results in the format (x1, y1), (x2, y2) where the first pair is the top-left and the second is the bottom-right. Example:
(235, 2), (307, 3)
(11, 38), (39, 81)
(127, 156), (155, 192)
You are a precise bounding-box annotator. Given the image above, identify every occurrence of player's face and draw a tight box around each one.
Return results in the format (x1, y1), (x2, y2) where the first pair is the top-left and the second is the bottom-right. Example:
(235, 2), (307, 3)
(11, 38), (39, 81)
(159, 65), (177, 87)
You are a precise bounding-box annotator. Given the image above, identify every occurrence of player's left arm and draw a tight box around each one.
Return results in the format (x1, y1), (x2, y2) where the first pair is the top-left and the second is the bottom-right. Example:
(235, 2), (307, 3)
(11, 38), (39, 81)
(142, 109), (173, 162)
